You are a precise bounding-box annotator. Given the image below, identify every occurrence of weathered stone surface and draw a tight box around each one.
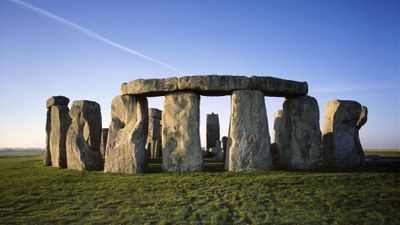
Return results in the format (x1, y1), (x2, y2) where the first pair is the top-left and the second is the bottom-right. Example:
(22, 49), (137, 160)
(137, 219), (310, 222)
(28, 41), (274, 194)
(147, 108), (162, 159)
(277, 96), (321, 170)
(44, 109), (52, 166)
(104, 95), (148, 173)
(162, 92), (202, 172)
(66, 100), (102, 170)
(227, 90), (272, 171)
(178, 75), (251, 96)
(272, 110), (284, 166)
(322, 100), (367, 168)
(221, 136), (228, 153)
(206, 113), (220, 150)
(122, 77), (178, 96)
(250, 76), (308, 97)
(100, 128), (109, 158)
(50, 105), (71, 168)
(46, 96), (70, 108)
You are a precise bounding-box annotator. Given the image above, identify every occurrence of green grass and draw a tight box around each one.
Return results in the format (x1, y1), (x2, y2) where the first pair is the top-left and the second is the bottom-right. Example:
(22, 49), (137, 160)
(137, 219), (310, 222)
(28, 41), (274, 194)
(364, 149), (400, 157)
(0, 156), (399, 225)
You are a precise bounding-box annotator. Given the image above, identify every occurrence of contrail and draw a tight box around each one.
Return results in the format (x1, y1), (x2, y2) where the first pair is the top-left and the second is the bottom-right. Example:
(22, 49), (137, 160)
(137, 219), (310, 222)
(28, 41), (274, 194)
(8, 0), (187, 74)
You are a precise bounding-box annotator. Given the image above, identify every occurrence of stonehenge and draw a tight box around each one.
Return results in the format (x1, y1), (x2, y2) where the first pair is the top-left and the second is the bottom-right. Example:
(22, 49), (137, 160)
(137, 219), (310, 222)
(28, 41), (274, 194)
(322, 100), (368, 168)
(66, 100), (103, 171)
(45, 75), (369, 173)
(227, 90), (273, 171)
(274, 96), (321, 170)
(206, 113), (220, 150)
(104, 95), (148, 173)
(45, 96), (71, 168)
(162, 92), (203, 172)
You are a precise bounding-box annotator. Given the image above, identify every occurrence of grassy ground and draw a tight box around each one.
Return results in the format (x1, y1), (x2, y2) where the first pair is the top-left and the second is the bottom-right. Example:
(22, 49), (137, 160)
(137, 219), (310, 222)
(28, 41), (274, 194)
(0, 156), (399, 225)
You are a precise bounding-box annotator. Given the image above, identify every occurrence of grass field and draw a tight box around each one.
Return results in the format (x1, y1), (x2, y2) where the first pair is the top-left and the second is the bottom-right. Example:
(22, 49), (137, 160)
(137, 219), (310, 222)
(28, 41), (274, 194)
(0, 156), (399, 225)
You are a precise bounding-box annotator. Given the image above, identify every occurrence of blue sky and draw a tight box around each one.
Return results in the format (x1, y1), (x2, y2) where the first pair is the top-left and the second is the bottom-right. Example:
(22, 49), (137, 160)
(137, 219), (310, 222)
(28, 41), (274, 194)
(0, 0), (399, 149)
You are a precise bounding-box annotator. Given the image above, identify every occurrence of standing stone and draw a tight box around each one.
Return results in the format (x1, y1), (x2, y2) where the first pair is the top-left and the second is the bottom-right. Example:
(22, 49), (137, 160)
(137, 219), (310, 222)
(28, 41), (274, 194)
(50, 105), (72, 168)
(272, 110), (284, 166)
(44, 109), (52, 166)
(277, 96), (321, 170)
(322, 100), (368, 168)
(44, 96), (71, 167)
(228, 90), (272, 171)
(221, 136), (228, 153)
(162, 92), (202, 172)
(66, 100), (102, 171)
(104, 95), (148, 173)
(206, 113), (220, 150)
(147, 108), (162, 159)
(100, 128), (109, 158)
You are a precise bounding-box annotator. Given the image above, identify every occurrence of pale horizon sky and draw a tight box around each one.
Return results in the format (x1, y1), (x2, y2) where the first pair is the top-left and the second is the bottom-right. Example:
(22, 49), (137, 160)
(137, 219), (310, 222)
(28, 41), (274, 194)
(0, 0), (399, 149)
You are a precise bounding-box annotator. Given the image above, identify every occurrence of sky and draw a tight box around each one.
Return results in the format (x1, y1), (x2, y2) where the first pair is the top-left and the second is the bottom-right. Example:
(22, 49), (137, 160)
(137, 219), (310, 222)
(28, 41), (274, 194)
(0, 0), (399, 149)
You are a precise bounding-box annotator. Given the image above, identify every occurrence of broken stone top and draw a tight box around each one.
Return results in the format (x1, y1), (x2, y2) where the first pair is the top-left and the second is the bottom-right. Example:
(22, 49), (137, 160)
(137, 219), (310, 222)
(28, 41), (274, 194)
(149, 108), (162, 119)
(46, 96), (70, 108)
(121, 75), (308, 97)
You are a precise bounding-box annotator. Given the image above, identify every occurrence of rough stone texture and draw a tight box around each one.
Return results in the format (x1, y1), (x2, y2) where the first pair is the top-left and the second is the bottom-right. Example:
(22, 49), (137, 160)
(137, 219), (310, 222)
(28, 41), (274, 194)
(228, 90), (272, 171)
(66, 100), (102, 171)
(221, 136), (228, 153)
(322, 100), (367, 168)
(250, 76), (308, 97)
(148, 108), (162, 159)
(162, 92), (202, 172)
(272, 110), (284, 166)
(122, 77), (178, 96)
(44, 109), (52, 166)
(100, 128), (109, 158)
(178, 75), (251, 96)
(50, 105), (71, 168)
(277, 96), (321, 170)
(206, 113), (220, 150)
(46, 96), (70, 108)
(104, 95), (148, 173)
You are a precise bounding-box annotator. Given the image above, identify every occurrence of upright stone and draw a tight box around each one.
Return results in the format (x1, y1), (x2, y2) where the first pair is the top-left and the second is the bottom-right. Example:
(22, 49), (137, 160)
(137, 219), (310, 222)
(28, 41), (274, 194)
(104, 95), (148, 173)
(100, 128), (109, 158)
(147, 108), (162, 159)
(272, 110), (284, 166)
(228, 90), (272, 171)
(221, 136), (228, 153)
(278, 96), (321, 170)
(66, 100), (102, 170)
(322, 100), (368, 168)
(44, 109), (52, 166)
(162, 92), (202, 172)
(50, 105), (71, 168)
(206, 113), (220, 150)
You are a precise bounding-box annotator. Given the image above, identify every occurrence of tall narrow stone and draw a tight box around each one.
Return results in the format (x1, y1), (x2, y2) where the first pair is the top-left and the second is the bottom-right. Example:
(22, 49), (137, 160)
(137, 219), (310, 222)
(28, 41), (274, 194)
(228, 90), (272, 171)
(147, 108), (162, 159)
(104, 95), (148, 173)
(272, 110), (284, 166)
(276, 96), (321, 170)
(206, 113), (220, 150)
(100, 128), (109, 158)
(66, 100), (102, 171)
(162, 92), (202, 172)
(50, 105), (71, 168)
(322, 100), (368, 168)
(44, 109), (52, 166)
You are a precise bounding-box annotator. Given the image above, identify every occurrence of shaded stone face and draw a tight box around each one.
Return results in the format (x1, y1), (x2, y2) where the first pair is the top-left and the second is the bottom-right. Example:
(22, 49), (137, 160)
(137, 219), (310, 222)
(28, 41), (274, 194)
(206, 113), (220, 150)
(104, 95), (148, 173)
(162, 92), (202, 172)
(49, 105), (71, 168)
(322, 100), (367, 168)
(228, 90), (272, 171)
(100, 128), (109, 158)
(66, 100), (102, 171)
(250, 76), (308, 97)
(44, 108), (52, 166)
(275, 96), (321, 170)
(147, 108), (162, 159)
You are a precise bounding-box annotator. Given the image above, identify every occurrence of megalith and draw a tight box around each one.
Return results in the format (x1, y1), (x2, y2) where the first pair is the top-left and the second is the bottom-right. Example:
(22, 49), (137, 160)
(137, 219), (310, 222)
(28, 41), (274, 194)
(66, 100), (102, 171)
(104, 95), (148, 173)
(206, 113), (220, 150)
(162, 92), (202, 172)
(45, 96), (71, 167)
(276, 96), (321, 170)
(272, 110), (284, 166)
(322, 100), (368, 168)
(147, 108), (162, 159)
(100, 128), (109, 158)
(227, 90), (272, 171)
